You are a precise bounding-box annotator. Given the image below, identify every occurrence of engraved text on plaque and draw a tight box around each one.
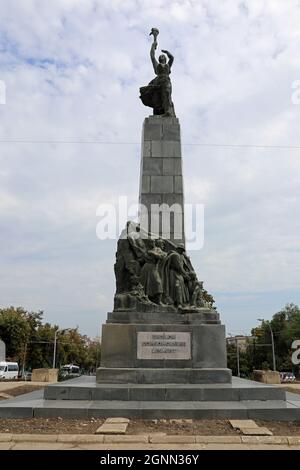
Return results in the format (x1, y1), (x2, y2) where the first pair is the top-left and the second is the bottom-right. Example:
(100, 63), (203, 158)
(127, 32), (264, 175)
(137, 332), (191, 360)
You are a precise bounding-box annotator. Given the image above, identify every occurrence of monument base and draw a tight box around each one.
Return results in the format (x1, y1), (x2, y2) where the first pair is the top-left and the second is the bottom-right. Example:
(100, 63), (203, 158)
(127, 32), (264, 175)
(97, 310), (231, 385)
(1, 376), (299, 421)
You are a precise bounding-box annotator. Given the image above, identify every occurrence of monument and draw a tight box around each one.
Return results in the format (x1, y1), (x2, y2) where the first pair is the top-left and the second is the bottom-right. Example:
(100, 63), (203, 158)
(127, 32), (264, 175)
(0, 30), (298, 420)
(96, 28), (231, 386)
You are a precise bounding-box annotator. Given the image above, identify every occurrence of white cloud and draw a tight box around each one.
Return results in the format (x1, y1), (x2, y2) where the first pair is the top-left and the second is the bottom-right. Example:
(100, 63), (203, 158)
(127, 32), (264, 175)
(0, 0), (300, 335)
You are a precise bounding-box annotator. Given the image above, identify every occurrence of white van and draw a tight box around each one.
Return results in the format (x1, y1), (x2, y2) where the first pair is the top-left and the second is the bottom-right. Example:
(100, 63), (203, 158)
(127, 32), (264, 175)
(0, 361), (19, 380)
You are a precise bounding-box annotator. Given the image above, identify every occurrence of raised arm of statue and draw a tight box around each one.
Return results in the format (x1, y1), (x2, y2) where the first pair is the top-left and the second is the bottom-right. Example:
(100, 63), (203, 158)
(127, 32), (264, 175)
(161, 49), (174, 69)
(150, 42), (158, 74)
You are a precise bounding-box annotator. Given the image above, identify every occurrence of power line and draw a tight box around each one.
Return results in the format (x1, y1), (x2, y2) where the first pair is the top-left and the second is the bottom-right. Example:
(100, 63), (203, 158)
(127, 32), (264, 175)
(0, 139), (300, 149)
(0, 140), (139, 145)
(186, 143), (300, 150)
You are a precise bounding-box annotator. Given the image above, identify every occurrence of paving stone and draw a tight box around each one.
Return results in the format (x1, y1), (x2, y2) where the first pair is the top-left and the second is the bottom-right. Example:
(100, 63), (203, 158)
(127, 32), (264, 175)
(104, 434), (148, 444)
(229, 419), (259, 429)
(241, 436), (288, 445)
(11, 442), (71, 450)
(288, 436), (300, 445)
(73, 444), (106, 450)
(239, 427), (273, 436)
(105, 417), (130, 424)
(95, 423), (128, 435)
(247, 444), (290, 450)
(149, 435), (195, 444)
(0, 433), (12, 442)
(196, 436), (242, 444)
(204, 444), (250, 451)
(0, 393), (13, 399)
(0, 443), (13, 450)
(13, 433), (58, 442)
(57, 434), (104, 443)
(62, 446), (83, 451)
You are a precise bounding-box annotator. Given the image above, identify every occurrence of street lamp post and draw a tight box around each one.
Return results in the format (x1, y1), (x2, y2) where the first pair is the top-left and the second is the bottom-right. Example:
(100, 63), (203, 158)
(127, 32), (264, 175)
(228, 334), (240, 377)
(258, 318), (276, 371)
(52, 329), (59, 369)
(52, 328), (71, 369)
(235, 337), (240, 378)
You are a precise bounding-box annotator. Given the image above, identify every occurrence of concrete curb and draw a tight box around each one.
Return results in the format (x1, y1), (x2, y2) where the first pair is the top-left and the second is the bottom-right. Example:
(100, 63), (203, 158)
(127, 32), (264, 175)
(0, 433), (297, 445)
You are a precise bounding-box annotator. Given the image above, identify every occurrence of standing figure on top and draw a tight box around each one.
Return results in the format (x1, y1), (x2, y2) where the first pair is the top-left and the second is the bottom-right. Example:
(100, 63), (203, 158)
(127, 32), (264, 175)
(140, 28), (176, 117)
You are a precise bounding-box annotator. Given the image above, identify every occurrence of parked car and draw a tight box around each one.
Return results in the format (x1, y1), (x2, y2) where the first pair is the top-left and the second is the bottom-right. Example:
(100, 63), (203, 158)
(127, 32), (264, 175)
(280, 372), (296, 383)
(18, 370), (32, 381)
(0, 361), (19, 380)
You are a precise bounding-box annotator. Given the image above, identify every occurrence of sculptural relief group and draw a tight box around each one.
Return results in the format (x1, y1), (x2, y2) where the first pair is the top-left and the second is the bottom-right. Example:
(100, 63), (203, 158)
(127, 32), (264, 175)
(114, 222), (215, 313)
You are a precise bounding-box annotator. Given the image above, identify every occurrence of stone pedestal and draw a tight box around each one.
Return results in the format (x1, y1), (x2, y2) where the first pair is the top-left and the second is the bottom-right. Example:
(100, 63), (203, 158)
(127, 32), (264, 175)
(96, 313), (231, 385)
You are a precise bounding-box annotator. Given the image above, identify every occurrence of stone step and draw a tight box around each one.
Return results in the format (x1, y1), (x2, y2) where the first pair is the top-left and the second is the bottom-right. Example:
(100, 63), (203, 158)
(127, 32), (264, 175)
(96, 368), (232, 384)
(44, 382), (286, 402)
(0, 397), (299, 421)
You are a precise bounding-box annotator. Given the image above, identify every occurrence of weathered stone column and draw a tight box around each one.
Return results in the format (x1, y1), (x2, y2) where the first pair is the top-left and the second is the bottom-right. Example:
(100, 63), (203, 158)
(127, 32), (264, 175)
(139, 115), (185, 245)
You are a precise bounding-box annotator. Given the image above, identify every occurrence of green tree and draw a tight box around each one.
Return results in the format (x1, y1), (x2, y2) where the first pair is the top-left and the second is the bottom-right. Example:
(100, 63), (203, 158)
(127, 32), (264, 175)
(250, 304), (300, 375)
(0, 306), (101, 374)
(0, 307), (32, 364)
(226, 342), (252, 377)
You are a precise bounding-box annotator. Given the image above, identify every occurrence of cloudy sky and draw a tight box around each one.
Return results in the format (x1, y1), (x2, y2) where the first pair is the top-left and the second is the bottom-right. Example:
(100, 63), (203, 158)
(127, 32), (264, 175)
(1, 0), (300, 338)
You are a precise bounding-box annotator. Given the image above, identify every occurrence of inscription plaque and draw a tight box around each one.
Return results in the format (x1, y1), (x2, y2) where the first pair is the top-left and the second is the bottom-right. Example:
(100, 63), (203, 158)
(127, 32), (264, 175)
(137, 331), (191, 360)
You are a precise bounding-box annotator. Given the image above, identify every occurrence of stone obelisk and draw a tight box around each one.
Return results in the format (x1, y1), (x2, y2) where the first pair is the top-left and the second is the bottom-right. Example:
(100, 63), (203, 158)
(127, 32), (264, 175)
(139, 115), (185, 245)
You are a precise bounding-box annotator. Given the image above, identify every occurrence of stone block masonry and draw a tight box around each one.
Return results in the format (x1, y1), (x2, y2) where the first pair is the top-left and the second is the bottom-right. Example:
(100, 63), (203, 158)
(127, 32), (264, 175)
(139, 115), (184, 245)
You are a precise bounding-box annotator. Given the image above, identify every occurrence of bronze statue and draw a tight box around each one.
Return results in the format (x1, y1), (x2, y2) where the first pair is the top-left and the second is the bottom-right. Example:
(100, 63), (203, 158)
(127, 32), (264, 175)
(189, 276), (207, 308)
(140, 28), (176, 117)
(113, 222), (215, 312)
(162, 244), (190, 309)
(140, 239), (165, 305)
